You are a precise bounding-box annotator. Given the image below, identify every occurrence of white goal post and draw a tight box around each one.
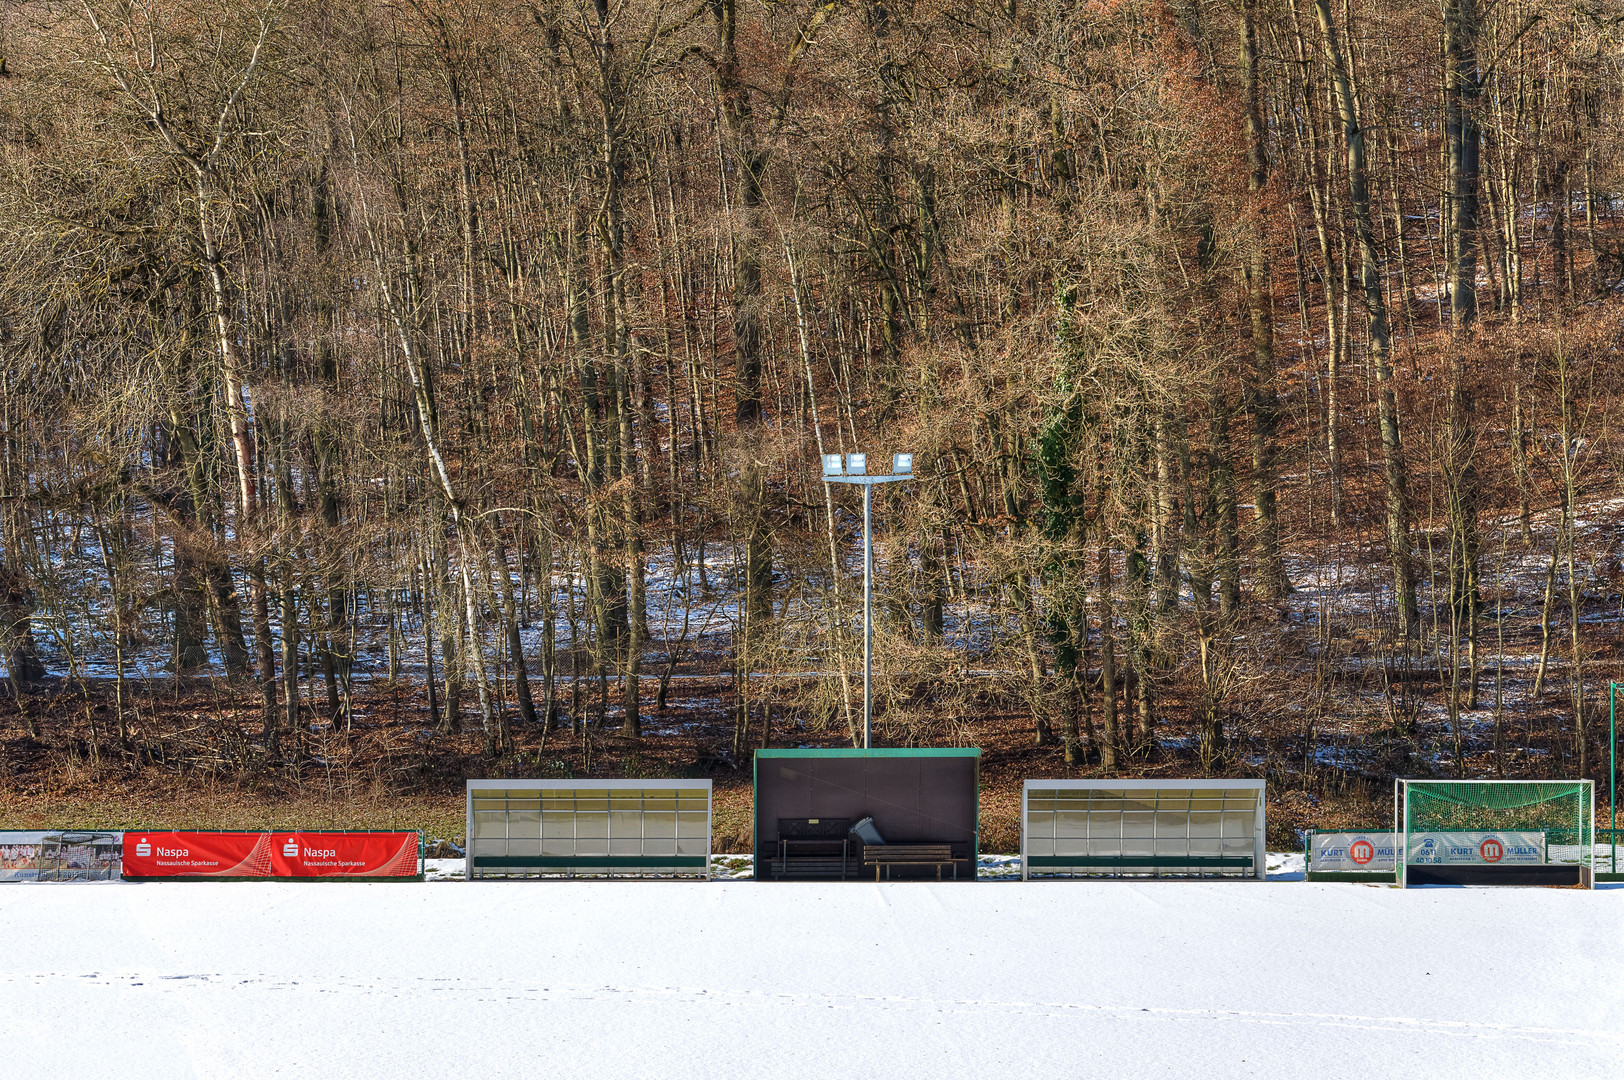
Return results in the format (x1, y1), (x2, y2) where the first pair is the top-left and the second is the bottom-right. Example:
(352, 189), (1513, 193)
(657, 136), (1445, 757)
(1395, 778), (1595, 889)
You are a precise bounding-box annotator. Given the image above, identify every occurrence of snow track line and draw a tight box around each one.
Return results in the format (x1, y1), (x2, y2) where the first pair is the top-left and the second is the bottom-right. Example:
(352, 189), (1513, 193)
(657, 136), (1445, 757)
(6, 971), (1615, 1049)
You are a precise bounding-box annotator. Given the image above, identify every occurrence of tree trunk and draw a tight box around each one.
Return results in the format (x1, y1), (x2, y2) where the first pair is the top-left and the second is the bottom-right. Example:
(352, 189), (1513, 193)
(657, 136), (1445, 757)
(1241, 0), (1289, 601)
(1313, 0), (1417, 637)
(714, 0), (777, 647)
(1096, 544), (1119, 770)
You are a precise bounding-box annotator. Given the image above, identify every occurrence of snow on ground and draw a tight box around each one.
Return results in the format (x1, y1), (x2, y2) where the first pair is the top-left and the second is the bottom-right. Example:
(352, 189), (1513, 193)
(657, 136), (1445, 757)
(2, 869), (1620, 1079)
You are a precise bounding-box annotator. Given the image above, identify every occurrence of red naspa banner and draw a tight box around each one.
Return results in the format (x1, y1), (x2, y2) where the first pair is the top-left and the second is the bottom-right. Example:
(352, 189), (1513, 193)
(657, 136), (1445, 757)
(121, 832), (420, 880)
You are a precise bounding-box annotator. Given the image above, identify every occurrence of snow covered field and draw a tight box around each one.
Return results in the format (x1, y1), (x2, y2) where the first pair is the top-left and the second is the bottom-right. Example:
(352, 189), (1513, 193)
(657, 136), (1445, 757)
(2, 873), (1620, 1079)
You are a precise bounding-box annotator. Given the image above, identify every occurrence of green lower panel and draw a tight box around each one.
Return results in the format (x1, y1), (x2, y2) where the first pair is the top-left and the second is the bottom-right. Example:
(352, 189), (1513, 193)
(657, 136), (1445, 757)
(1028, 855), (1254, 868)
(1305, 871), (1394, 883)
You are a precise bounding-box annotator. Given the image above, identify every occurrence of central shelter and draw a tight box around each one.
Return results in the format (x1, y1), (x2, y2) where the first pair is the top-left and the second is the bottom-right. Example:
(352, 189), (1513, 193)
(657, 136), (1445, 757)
(753, 748), (980, 880)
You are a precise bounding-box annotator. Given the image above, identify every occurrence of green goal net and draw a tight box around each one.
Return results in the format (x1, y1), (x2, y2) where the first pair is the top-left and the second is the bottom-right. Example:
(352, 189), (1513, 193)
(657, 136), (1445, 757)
(1397, 780), (1594, 888)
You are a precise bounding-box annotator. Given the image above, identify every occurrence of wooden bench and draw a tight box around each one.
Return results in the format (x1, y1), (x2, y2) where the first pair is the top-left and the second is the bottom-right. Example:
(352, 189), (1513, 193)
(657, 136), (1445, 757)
(862, 844), (962, 881)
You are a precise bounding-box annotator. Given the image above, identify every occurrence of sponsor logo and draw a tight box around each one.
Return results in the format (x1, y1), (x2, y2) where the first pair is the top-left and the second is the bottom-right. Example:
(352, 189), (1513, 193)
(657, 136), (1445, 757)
(154, 847), (188, 857)
(135, 838), (151, 857)
(1480, 837), (1504, 863)
(303, 849), (338, 859)
(283, 838), (299, 858)
(1312, 833), (1399, 871)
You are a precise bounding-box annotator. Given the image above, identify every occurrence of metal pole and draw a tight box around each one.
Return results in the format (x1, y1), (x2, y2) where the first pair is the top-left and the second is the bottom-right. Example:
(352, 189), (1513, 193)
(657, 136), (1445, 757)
(1611, 682), (1617, 873)
(863, 482), (872, 749)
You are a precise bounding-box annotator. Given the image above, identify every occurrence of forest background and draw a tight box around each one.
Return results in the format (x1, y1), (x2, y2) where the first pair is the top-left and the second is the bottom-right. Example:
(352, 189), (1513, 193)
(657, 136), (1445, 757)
(0, 0), (1621, 850)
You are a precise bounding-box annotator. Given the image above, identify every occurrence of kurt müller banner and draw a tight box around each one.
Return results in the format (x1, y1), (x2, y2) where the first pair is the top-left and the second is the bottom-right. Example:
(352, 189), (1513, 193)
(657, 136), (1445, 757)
(1406, 831), (1545, 866)
(1311, 832), (1398, 873)
(121, 832), (421, 880)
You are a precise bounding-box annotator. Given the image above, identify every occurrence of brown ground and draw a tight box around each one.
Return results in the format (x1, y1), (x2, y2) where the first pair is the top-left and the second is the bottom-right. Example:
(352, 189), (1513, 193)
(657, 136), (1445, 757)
(0, 672), (1416, 853)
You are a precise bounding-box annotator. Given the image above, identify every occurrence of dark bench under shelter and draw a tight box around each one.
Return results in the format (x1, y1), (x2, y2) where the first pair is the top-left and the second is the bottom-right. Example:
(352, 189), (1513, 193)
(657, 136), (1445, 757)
(863, 843), (959, 880)
(754, 749), (980, 881)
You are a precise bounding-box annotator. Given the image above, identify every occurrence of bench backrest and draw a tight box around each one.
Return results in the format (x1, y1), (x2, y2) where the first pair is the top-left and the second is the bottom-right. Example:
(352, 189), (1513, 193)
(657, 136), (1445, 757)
(778, 817), (851, 840)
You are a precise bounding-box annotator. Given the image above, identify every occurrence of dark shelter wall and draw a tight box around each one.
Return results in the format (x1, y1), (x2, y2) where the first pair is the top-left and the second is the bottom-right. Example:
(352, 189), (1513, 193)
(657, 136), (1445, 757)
(1406, 864), (1587, 887)
(754, 750), (980, 879)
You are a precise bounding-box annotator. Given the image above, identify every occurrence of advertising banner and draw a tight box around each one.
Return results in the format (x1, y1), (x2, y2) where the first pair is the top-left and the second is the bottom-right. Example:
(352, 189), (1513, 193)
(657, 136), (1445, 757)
(1311, 832), (1398, 873)
(0, 832), (47, 882)
(273, 832), (422, 878)
(0, 831), (122, 881)
(122, 831), (420, 880)
(1406, 831), (1545, 866)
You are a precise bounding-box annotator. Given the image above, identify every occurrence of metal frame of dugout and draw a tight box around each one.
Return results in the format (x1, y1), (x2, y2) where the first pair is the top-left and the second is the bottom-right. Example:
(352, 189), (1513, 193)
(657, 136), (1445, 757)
(1022, 779), (1266, 880)
(465, 779), (712, 880)
(753, 749), (980, 881)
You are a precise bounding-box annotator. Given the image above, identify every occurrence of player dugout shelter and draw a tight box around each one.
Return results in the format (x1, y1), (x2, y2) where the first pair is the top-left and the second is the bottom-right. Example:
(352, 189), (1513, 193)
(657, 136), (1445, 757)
(1022, 779), (1266, 880)
(466, 779), (711, 879)
(753, 749), (980, 880)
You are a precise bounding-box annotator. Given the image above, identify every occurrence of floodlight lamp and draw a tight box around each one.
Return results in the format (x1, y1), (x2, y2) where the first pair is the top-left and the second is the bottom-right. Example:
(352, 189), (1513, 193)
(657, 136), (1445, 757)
(846, 453), (867, 474)
(821, 453), (844, 476)
(892, 453), (913, 476)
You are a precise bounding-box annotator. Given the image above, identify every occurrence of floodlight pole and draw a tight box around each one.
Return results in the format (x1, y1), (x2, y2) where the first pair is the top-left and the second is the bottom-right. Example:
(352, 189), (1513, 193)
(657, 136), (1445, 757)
(821, 454), (912, 749)
(863, 482), (872, 750)
(1611, 681), (1619, 873)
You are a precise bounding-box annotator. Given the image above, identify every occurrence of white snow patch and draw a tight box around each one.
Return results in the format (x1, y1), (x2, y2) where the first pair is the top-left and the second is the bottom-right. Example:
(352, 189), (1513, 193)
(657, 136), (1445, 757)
(2, 867), (1621, 1077)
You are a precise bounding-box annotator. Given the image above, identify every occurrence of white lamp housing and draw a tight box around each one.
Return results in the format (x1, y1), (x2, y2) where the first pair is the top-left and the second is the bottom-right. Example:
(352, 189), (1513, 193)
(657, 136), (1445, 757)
(892, 453), (913, 475)
(846, 453), (867, 475)
(821, 453), (844, 476)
